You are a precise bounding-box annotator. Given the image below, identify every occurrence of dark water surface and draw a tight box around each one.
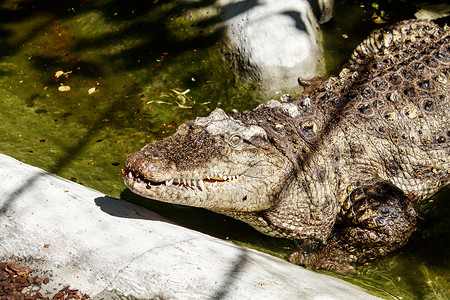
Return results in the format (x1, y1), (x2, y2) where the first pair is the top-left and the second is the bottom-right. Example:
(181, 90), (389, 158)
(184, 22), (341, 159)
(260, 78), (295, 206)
(0, 0), (448, 299)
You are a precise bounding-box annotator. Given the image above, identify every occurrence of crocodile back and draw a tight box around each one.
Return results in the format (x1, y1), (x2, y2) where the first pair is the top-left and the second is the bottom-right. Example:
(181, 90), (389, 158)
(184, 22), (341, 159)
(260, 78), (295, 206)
(301, 20), (449, 202)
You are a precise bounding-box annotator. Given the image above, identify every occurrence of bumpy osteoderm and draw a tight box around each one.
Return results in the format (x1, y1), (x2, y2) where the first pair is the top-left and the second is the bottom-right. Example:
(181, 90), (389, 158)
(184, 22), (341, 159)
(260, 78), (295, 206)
(125, 20), (449, 274)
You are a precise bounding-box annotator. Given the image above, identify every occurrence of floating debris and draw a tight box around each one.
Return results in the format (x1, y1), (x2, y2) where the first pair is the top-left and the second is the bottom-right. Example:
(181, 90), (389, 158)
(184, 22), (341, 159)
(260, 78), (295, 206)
(146, 88), (196, 108)
(175, 101), (192, 108)
(171, 88), (190, 96)
(58, 85), (71, 92)
(88, 87), (98, 94)
(55, 70), (72, 78)
(171, 88), (192, 107)
(146, 100), (171, 105)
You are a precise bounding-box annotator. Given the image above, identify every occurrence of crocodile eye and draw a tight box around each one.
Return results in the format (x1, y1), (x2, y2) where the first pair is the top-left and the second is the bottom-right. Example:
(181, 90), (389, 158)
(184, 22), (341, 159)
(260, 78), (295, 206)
(229, 135), (242, 146)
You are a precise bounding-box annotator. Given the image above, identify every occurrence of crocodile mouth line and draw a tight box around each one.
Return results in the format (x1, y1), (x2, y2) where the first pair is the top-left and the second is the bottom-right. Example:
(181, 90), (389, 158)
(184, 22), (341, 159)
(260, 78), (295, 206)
(123, 169), (242, 192)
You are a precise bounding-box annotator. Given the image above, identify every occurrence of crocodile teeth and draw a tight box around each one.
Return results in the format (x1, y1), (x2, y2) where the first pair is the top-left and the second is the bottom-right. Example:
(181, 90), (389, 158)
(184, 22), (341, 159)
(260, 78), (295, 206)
(154, 174), (242, 190)
(198, 180), (205, 190)
(128, 172), (133, 179)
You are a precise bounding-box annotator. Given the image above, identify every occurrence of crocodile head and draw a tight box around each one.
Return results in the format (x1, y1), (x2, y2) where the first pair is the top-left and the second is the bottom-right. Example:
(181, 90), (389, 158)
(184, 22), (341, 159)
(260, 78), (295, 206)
(124, 108), (294, 213)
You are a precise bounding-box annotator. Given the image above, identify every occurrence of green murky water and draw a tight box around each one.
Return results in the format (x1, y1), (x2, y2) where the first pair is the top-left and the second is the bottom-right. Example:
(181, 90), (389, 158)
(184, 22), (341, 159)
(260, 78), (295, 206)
(0, 0), (448, 299)
(0, 0), (262, 194)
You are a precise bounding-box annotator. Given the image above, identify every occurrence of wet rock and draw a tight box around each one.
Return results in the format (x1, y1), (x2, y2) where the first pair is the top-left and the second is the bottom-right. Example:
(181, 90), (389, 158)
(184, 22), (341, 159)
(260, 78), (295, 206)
(220, 0), (328, 91)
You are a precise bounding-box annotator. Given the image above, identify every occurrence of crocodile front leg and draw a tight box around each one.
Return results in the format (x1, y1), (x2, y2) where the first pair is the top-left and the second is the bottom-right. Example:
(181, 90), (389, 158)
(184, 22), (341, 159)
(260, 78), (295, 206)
(289, 181), (417, 275)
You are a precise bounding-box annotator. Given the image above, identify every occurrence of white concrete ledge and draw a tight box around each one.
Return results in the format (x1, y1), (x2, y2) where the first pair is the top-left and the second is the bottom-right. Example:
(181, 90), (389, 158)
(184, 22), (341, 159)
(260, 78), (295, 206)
(0, 153), (380, 299)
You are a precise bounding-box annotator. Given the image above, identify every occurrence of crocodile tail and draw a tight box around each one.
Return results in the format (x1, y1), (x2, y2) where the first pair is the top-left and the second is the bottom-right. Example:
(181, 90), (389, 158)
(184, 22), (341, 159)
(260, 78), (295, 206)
(349, 19), (444, 64)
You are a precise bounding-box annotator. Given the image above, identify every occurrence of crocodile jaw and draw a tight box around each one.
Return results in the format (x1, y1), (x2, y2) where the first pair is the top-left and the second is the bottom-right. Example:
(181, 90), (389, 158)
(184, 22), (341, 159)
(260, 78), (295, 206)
(124, 159), (291, 212)
(124, 108), (294, 212)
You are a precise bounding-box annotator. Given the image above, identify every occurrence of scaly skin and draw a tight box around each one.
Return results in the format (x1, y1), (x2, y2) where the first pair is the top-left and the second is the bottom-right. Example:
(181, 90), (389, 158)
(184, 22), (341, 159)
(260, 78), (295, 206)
(125, 20), (449, 274)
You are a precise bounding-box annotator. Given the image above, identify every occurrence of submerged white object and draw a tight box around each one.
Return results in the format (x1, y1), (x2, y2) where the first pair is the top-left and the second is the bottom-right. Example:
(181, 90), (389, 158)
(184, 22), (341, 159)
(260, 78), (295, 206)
(220, 0), (326, 91)
(0, 153), (380, 299)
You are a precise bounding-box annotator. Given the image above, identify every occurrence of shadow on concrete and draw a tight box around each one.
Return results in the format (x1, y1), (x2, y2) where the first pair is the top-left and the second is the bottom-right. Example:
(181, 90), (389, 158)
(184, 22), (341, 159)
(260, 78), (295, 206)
(94, 195), (171, 222)
(212, 246), (250, 299)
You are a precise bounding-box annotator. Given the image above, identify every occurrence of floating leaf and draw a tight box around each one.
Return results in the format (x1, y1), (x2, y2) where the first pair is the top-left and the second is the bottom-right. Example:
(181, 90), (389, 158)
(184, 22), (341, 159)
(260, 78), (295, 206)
(55, 70), (72, 78)
(58, 85), (71, 92)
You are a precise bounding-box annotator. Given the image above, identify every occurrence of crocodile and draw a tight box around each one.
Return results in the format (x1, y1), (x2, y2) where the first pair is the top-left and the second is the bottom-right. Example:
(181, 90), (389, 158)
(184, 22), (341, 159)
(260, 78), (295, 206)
(124, 20), (450, 274)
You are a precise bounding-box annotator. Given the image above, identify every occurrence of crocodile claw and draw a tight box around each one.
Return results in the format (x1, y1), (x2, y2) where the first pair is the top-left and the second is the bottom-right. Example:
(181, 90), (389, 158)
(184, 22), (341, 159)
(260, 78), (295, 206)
(289, 248), (358, 276)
